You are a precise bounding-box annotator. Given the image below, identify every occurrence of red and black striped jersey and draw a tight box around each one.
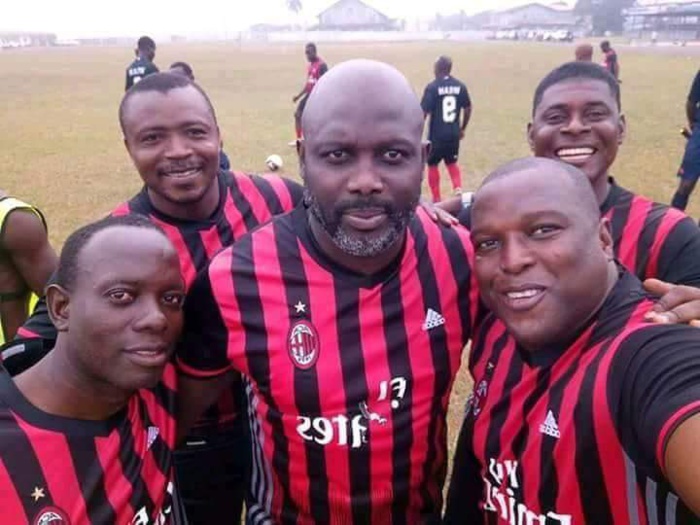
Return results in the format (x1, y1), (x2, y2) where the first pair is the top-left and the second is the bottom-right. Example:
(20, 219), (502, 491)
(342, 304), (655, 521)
(602, 179), (700, 286)
(0, 363), (178, 524)
(446, 271), (700, 524)
(177, 206), (479, 524)
(13, 170), (303, 435)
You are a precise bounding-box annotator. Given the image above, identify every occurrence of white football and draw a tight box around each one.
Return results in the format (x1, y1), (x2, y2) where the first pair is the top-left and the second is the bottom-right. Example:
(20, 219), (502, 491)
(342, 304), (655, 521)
(265, 154), (283, 171)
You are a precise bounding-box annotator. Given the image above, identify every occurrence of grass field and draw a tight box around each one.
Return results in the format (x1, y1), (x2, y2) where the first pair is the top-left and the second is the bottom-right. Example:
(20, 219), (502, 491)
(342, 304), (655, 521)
(1, 39), (698, 489)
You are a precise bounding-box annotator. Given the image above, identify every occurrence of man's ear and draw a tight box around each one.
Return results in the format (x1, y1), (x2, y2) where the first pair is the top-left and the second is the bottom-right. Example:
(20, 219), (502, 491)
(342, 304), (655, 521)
(617, 113), (626, 146)
(297, 140), (306, 181)
(526, 122), (535, 152)
(599, 217), (614, 259)
(46, 284), (71, 332)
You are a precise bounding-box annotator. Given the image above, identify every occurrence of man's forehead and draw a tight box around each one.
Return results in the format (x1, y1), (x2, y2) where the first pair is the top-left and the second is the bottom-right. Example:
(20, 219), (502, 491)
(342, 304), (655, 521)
(477, 171), (579, 212)
(124, 87), (210, 119)
(538, 79), (615, 109)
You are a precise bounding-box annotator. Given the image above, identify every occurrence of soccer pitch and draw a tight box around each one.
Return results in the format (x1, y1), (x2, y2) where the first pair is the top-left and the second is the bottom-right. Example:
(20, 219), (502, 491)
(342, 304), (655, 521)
(1, 38), (697, 465)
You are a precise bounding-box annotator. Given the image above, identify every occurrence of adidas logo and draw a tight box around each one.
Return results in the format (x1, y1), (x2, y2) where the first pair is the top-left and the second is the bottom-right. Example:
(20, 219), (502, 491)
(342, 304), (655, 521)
(146, 426), (160, 450)
(422, 308), (446, 331)
(539, 410), (560, 439)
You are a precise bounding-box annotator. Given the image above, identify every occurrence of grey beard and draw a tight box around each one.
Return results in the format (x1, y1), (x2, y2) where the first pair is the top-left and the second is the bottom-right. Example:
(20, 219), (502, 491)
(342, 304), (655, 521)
(305, 191), (415, 258)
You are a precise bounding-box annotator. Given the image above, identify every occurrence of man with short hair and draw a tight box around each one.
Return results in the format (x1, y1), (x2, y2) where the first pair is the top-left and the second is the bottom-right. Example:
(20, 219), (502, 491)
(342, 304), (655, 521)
(0, 214), (186, 524)
(176, 59), (478, 524)
(0, 192), (56, 344)
(125, 35), (159, 91)
(575, 42), (593, 61)
(167, 60), (232, 173)
(443, 61), (700, 288)
(11, 72), (305, 524)
(445, 157), (700, 522)
(291, 42), (328, 145)
(421, 55), (472, 202)
(527, 61), (700, 287)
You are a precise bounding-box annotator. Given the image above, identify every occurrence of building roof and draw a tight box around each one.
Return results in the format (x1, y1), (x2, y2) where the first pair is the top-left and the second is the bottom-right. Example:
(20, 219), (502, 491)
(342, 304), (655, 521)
(625, 1), (700, 16)
(318, 0), (392, 20)
(497, 2), (573, 15)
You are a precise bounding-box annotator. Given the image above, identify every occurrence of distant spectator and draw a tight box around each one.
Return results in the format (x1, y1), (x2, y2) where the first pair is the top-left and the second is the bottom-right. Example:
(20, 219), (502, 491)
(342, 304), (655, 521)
(575, 43), (593, 61)
(168, 61), (231, 172)
(125, 36), (159, 91)
(600, 40), (620, 81)
(671, 67), (700, 210)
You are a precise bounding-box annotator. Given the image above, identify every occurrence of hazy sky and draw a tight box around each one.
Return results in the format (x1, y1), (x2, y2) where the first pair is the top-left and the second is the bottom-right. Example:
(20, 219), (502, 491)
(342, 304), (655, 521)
(2, 0), (574, 38)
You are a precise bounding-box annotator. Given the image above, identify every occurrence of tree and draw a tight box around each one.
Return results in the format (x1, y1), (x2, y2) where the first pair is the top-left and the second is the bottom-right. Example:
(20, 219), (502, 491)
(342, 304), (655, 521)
(575, 0), (634, 35)
(287, 0), (302, 13)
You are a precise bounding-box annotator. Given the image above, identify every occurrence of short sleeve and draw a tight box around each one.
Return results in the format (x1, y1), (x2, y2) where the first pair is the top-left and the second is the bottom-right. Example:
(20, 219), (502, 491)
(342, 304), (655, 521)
(688, 71), (700, 107)
(176, 261), (232, 378)
(461, 83), (471, 108)
(610, 325), (700, 474)
(421, 84), (436, 114)
(654, 215), (700, 287)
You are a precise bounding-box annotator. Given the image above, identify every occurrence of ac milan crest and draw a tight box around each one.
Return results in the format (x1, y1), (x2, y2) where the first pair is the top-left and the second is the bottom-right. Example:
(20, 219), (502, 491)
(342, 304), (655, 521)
(33, 507), (70, 525)
(469, 379), (489, 418)
(288, 320), (320, 370)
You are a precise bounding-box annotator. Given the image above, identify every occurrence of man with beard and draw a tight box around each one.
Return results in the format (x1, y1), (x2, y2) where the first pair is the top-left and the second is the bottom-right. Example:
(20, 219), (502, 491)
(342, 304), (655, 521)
(176, 59), (478, 524)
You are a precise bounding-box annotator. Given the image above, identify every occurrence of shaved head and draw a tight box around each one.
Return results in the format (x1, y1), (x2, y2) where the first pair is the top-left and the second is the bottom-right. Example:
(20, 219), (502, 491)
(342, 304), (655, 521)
(301, 59), (424, 141)
(298, 59), (426, 273)
(471, 156), (616, 352)
(477, 157), (600, 226)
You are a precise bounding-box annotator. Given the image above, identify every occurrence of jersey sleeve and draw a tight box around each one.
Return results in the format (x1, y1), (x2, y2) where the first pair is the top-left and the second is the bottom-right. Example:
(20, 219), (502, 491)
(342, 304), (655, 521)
(176, 260), (232, 378)
(688, 71), (700, 108)
(420, 84), (436, 114)
(654, 215), (700, 287)
(610, 325), (700, 475)
(461, 82), (471, 108)
(319, 62), (328, 77)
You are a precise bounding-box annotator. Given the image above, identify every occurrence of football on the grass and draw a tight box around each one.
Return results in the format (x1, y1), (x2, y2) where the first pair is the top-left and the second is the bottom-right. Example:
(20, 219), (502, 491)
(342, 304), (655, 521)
(265, 154), (283, 171)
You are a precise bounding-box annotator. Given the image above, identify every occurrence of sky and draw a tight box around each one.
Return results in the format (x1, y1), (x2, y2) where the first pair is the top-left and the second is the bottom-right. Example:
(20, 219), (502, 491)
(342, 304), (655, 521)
(1, 0), (575, 39)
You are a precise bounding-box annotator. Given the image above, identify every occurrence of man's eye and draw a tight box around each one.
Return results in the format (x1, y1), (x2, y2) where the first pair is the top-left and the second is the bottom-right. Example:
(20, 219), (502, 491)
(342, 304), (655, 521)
(544, 113), (566, 125)
(108, 290), (134, 303)
(187, 128), (207, 138)
(474, 239), (499, 252)
(383, 150), (405, 162)
(531, 225), (561, 237)
(141, 133), (160, 144)
(163, 292), (185, 308)
(324, 150), (348, 162)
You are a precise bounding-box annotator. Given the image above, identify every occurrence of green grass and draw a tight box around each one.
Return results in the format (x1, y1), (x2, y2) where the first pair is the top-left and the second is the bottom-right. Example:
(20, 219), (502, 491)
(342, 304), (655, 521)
(1, 39), (696, 488)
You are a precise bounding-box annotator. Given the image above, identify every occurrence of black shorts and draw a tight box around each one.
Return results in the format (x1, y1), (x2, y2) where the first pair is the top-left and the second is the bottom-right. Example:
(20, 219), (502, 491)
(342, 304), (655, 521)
(175, 416), (250, 524)
(295, 94), (309, 119)
(428, 140), (460, 166)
